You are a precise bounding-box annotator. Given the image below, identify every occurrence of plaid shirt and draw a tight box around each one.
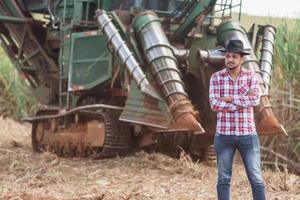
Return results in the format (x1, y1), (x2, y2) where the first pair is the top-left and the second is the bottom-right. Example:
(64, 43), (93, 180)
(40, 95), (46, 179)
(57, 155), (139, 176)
(209, 67), (260, 135)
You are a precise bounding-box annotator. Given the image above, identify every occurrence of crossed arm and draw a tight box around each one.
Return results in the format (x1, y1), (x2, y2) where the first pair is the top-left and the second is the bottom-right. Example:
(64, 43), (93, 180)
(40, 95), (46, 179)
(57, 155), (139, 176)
(209, 74), (260, 113)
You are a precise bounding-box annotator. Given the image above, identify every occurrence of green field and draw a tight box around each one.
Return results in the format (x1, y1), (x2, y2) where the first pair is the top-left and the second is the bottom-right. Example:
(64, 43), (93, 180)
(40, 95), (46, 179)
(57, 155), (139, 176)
(0, 47), (37, 119)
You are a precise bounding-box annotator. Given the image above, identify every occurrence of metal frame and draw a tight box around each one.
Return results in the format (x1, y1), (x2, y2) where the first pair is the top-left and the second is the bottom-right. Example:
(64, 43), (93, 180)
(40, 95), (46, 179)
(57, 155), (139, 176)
(214, 0), (243, 20)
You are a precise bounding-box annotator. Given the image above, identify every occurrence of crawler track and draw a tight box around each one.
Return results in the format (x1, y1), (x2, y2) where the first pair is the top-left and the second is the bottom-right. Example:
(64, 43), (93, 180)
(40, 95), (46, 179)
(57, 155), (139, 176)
(31, 109), (132, 158)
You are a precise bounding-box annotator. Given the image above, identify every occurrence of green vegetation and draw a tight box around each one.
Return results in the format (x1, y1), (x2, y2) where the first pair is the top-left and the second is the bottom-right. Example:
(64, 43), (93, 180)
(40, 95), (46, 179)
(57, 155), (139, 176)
(269, 19), (300, 170)
(274, 20), (300, 88)
(240, 13), (300, 30)
(240, 15), (300, 172)
(0, 47), (37, 120)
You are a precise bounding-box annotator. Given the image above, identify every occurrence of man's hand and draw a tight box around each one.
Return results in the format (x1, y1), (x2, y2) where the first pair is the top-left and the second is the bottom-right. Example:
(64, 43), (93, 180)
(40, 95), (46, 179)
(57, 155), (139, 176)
(247, 89), (256, 96)
(221, 96), (233, 103)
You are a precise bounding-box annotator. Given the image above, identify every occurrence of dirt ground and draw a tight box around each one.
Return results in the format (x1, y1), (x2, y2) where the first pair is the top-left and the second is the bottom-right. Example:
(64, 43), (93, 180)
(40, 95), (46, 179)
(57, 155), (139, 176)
(0, 117), (299, 200)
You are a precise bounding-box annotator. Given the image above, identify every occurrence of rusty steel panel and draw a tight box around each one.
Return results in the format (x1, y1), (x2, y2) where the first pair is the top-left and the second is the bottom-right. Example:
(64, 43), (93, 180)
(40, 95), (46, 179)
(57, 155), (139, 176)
(87, 120), (105, 147)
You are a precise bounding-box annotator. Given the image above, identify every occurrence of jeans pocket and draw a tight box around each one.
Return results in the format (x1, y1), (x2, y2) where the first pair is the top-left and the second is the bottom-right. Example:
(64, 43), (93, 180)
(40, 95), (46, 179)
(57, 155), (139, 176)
(251, 134), (260, 152)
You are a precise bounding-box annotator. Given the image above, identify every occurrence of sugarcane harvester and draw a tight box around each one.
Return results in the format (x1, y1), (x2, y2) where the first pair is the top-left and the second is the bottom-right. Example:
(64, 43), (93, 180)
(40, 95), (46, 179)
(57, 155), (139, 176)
(0, 0), (287, 159)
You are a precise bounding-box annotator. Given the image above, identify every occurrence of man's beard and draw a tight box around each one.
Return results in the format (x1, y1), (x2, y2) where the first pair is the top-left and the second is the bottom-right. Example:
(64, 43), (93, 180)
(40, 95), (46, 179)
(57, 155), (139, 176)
(226, 65), (239, 70)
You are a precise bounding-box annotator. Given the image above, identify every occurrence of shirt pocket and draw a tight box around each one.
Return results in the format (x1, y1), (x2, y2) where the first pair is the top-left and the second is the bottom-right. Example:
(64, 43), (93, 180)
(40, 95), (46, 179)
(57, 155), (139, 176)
(238, 83), (250, 95)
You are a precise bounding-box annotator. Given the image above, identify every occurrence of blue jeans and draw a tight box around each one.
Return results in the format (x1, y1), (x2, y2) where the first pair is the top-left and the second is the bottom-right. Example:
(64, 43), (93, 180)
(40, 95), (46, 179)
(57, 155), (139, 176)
(214, 133), (266, 200)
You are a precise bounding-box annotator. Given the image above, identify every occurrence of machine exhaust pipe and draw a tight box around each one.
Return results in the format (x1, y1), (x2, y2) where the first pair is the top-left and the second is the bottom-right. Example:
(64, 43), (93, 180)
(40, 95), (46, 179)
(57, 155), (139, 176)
(199, 49), (225, 68)
(95, 10), (161, 100)
(217, 20), (286, 135)
(133, 11), (204, 133)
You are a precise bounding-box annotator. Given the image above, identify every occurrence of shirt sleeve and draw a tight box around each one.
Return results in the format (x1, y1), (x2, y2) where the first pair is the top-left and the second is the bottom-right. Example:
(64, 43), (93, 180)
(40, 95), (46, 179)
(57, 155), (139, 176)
(232, 73), (260, 107)
(209, 74), (238, 112)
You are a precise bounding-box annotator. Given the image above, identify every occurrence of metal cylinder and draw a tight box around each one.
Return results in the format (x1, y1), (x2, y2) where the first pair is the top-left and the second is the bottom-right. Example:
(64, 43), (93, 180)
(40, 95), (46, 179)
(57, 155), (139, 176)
(171, 46), (190, 61)
(133, 12), (187, 104)
(96, 10), (160, 99)
(259, 26), (276, 95)
(133, 11), (204, 133)
(199, 49), (225, 68)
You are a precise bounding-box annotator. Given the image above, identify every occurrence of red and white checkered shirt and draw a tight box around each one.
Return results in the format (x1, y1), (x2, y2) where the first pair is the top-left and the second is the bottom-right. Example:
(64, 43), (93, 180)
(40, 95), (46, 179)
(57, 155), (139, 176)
(209, 67), (260, 136)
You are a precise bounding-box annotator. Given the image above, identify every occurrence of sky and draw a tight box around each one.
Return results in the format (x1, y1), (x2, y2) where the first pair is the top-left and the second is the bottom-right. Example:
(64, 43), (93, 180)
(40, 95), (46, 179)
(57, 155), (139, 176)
(242, 0), (300, 18)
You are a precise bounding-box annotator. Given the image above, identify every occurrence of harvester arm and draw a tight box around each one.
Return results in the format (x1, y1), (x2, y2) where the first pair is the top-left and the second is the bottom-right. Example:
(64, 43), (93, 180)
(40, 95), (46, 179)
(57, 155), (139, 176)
(0, 0), (59, 104)
(95, 10), (161, 100)
(133, 12), (205, 133)
(173, 0), (217, 41)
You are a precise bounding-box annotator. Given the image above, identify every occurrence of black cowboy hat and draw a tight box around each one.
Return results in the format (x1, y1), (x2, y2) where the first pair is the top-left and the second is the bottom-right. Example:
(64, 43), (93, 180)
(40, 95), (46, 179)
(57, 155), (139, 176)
(219, 39), (250, 55)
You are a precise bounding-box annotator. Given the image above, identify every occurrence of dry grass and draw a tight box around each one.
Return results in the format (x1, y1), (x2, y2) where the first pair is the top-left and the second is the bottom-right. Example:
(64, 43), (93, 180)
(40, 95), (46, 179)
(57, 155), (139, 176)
(261, 87), (300, 174)
(0, 117), (300, 200)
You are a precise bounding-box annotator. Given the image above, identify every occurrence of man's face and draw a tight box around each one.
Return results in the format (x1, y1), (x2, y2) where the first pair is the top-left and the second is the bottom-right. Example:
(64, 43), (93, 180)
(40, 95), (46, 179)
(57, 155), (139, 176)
(225, 52), (243, 70)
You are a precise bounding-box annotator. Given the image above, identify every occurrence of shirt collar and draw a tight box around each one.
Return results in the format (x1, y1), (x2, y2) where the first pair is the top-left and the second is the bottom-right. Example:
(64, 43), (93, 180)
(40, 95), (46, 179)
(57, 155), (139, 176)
(222, 66), (246, 77)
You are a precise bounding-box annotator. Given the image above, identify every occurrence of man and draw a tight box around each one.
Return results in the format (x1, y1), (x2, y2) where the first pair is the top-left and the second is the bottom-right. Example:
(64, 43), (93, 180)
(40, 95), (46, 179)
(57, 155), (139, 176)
(209, 39), (266, 200)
